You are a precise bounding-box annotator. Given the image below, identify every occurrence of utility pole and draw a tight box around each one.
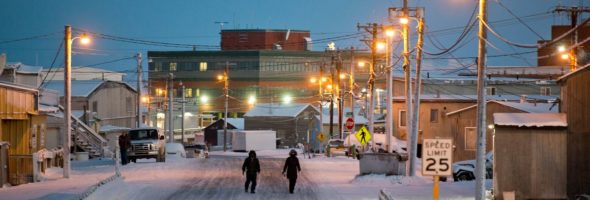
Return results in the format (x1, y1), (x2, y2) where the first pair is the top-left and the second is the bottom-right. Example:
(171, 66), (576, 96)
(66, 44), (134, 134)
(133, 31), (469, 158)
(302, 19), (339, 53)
(357, 23), (379, 148)
(168, 73), (174, 143)
(329, 59), (335, 138)
(475, 0), (488, 199)
(63, 25), (72, 178)
(136, 52), (142, 128)
(384, 27), (394, 153)
(319, 62), (324, 153)
(410, 9), (426, 177)
(554, 6), (590, 70)
(180, 82), (186, 144)
(223, 61), (229, 152)
(336, 52), (343, 140)
(349, 47), (355, 145)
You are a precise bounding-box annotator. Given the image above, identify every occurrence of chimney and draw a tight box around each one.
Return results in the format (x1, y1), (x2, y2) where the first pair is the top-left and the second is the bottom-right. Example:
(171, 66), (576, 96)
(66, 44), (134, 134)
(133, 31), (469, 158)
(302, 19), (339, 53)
(520, 95), (527, 103)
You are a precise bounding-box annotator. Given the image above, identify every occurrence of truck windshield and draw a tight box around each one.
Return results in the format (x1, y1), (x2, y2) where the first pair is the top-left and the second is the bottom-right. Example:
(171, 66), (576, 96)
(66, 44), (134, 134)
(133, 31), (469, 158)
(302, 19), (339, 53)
(129, 129), (158, 140)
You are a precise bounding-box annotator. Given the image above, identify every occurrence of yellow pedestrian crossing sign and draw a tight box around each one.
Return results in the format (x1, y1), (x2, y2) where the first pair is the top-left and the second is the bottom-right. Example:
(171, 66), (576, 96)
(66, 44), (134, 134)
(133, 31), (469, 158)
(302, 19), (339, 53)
(355, 126), (371, 145)
(317, 133), (326, 142)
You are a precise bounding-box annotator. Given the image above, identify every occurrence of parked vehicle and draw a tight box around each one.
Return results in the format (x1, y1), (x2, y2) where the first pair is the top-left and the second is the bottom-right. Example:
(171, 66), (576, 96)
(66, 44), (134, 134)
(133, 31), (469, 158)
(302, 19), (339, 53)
(452, 152), (493, 181)
(166, 143), (186, 158)
(127, 127), (166, 163)
(327, 139), (347, 156)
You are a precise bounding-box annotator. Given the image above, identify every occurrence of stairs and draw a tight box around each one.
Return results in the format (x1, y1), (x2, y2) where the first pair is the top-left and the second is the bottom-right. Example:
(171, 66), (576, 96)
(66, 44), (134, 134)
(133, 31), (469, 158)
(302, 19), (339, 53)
(72, 117), (107, 158)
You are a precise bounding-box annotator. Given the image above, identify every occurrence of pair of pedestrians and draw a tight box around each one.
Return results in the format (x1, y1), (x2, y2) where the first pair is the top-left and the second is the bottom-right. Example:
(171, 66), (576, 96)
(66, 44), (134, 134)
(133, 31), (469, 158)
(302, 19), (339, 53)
(241, 149), (301, 194)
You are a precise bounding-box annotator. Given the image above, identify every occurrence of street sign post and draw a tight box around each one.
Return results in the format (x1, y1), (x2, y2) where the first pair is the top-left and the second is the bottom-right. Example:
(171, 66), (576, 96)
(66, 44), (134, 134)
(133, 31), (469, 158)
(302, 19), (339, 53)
(316, 133), (326, 143)
(422, 138), (453, 200)
(354, 126), (371, 146)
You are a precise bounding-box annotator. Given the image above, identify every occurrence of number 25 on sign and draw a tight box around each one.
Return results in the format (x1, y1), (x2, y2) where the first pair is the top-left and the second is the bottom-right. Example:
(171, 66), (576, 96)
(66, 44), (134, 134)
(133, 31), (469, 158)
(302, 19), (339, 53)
(422, 138), (453, 200)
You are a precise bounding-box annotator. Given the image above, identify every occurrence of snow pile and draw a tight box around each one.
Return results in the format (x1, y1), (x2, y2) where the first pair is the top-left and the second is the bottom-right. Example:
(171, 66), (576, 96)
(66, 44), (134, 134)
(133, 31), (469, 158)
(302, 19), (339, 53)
(343, 134), (407, 153)
(352, 174), (428, 186)
(493, 113), (567, 127)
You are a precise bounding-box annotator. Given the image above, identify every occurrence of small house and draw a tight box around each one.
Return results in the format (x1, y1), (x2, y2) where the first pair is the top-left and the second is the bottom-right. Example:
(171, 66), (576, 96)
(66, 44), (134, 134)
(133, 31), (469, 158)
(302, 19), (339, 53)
(204, 118), (244, 146)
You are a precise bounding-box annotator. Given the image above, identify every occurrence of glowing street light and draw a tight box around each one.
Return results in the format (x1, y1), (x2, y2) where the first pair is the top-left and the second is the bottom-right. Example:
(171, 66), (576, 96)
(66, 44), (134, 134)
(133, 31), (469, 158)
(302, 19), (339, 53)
(200, 95), (209, 104)
(385, 29), (396, 37)
(310, 77), (317, 83)
(400, 17), (409, 25)
(141, 96), (149, 103)
(248, 95), (256, 105)
(376, 42), (386, 51)
(557, 45), (567, 53)
(358, 61), (366, 67)
(339, 73), (347, 79)
(561, 54), (569, 60)
(283, 95), (292, 104)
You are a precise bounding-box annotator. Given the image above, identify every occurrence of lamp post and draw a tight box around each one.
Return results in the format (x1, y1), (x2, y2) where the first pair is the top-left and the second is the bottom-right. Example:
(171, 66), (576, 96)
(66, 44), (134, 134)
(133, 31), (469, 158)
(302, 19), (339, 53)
(217, 63), (229, 152)
(64, 25), (90, 178)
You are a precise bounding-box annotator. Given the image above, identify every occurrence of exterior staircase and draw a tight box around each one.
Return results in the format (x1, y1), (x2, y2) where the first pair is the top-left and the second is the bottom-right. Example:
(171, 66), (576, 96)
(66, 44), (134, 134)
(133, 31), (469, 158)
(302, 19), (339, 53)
(72, 116), (107, 158)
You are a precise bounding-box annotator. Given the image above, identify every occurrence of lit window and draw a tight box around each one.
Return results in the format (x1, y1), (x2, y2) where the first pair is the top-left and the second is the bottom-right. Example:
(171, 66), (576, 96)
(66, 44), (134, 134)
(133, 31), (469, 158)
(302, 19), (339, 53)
(154, 62), (162, 72)
(169, 62), (177, 71)
(199, 62), (207, 71)
(185, 88), (193, 98)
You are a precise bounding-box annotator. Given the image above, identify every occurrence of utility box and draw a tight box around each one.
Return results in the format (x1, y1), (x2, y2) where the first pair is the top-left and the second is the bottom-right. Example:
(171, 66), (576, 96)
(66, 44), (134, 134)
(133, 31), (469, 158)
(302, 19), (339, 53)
(359, 153), (407, 176)
(0, 142), (9, 188)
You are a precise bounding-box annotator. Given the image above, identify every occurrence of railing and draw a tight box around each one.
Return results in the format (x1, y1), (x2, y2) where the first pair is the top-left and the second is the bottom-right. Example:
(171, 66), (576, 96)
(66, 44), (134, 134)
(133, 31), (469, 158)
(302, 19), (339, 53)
(58, 105), (107, 158)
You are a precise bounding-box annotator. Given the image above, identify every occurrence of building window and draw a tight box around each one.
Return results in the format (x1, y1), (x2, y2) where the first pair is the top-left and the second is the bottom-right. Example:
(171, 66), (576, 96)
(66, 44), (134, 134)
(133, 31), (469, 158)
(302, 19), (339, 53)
(399, 110), (407, 127)
(199, 62), (207, 71)
(464, 127), (476, 151)
(169, 62), (177, 71)
(185, 88), (193, 98)
(486, 87), (496, 95)
(154, 62), (162, 72)
(92, 101), (98, 112)
(540, 87), (551, 96)
(196, 88), (200, 97)
(430, 109), (439, 123)
(126, 97), (132, 113)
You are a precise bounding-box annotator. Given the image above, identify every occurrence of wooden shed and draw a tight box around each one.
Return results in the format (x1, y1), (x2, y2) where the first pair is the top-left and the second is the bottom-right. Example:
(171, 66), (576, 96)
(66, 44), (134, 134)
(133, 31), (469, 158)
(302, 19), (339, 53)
(0, 82), (44, 185)
(204, 118), (243, 146)
(557, 64), (590, 198)
(493, 113), (567, 200)
(446, 100), (558, 161)
(244, 103), (319, 147)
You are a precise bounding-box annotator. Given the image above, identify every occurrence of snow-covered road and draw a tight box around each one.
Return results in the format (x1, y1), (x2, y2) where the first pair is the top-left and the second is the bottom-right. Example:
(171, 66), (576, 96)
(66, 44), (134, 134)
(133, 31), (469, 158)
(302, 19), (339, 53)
(166, 156), (319, 200)
(87, 155), (321, 200)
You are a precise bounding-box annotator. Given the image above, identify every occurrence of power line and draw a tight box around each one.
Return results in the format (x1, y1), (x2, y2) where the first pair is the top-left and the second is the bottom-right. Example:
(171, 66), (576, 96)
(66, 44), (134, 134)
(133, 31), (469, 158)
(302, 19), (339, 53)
(0, 32), (60, 45)
(494, 0), (545, 40)
(39, 39), (64, 89)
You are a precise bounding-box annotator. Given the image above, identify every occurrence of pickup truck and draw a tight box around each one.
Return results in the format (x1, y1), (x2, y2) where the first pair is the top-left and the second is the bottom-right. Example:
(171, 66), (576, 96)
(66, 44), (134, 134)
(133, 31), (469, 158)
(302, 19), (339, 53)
(127, 127), (166, 163)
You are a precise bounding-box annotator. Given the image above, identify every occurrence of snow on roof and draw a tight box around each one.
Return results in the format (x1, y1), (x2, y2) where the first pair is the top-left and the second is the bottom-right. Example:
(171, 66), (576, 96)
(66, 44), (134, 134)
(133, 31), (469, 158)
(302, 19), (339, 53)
(493, 113), (567, 128)
(0, 81), (38, 93)
(225, 118), (245, 130)
(100, 125), (131, 133)
(320, 107), (368, 124)
(394, 94), (558, 102)
(244, 103), (317, 117)
(446, 101), (558, 116)
(43, 80), (136, 97)
(39, 104), (59, 113)
(5, 62), (43, 74)
(557, 63), (590, 82)
(0, 141), (9, 146)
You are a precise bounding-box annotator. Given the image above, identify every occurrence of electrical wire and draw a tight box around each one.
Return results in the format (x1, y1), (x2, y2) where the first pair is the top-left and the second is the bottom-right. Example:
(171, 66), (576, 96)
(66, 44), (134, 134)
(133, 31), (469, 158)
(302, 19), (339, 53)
(38, 39), (64, 89)
(0, 32), (60, 45)
(493, 0), (546, 40)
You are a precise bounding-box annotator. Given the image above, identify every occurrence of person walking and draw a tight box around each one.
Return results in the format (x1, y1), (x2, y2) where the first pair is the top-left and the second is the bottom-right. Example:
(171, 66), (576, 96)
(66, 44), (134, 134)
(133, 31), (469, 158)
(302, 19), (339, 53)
(242, 150), (260, 194)
(118, 132), (131, 165)
(282, 149), (301, 194)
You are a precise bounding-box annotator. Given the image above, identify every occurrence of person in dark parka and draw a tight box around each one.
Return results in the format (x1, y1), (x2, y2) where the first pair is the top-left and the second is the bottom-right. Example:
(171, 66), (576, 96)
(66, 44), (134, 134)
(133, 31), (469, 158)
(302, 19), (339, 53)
(282, 149), (301, 194)
(242, 150), (260, 193)
(118, 132), (131, 165)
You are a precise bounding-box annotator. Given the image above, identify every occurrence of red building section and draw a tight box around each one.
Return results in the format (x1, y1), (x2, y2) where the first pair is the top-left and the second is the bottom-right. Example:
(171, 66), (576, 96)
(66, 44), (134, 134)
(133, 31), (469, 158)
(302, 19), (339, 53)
(221, 29), (311, 51)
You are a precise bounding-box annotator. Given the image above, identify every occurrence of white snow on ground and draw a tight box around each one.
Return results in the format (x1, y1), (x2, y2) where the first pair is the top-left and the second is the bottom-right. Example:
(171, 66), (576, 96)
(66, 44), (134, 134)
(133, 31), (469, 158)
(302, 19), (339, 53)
(0, 159), (116, 200)
(1, 149), (489, 200)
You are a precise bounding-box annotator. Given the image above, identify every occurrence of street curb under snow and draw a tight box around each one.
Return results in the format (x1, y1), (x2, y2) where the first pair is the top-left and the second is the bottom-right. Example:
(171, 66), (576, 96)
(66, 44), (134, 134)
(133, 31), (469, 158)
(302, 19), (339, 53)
(75, 173), (121, 200)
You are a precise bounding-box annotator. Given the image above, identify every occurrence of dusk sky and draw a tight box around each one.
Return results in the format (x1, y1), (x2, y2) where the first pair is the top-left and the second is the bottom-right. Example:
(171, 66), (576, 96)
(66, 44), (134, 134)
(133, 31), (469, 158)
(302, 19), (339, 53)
(0, 0), (585, 82)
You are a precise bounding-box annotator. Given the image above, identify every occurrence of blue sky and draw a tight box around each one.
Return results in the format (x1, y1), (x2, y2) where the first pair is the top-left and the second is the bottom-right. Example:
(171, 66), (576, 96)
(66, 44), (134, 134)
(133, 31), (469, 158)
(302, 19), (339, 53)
(0, 0), (585, 82)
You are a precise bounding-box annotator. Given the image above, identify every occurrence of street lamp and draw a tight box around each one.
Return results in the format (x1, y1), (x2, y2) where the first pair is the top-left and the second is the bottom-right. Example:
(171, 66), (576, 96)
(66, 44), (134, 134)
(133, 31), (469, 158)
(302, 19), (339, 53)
(217, 67), (229, 152)
(64, 25), (90, 178)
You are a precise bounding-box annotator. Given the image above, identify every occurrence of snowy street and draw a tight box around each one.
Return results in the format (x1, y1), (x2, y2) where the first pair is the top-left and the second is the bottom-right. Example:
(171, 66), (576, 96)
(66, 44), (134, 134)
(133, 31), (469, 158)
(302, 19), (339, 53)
(1, 150), (487, 200)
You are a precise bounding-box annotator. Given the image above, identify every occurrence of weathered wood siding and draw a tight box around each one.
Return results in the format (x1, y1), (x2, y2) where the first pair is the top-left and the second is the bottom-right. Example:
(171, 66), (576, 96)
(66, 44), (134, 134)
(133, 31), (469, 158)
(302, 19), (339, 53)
(88, 82), (137, 128)
(392, 101), (473, 143)
(561, 68), (590, 198)
(494, 126), (567, 200)
(448, 102), (525, 161)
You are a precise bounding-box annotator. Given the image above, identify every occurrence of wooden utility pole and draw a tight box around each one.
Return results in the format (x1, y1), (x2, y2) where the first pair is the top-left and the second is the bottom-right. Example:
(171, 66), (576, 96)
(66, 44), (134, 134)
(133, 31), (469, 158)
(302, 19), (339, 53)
(168, 73), (174, 143)
(64, 25), (72, 178)
(475, 0), (488, 199)
(357, 23), (379, 148)
(136, 53), (142, 128)
(336, 52), (343, 140)
(223, 62), (229, 152)
(410, 8), (425, 177)
(554, 6), (590, 70)
(349, 47), (355, 145)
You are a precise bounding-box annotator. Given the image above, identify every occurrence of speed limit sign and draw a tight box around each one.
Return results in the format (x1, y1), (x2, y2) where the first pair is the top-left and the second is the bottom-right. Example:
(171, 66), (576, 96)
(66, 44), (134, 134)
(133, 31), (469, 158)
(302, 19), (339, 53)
(422, 139), (453, 176)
